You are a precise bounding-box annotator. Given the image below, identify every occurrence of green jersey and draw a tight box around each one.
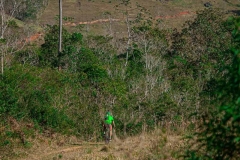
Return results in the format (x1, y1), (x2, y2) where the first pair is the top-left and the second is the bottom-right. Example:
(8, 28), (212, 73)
(104, 115), (114, 125)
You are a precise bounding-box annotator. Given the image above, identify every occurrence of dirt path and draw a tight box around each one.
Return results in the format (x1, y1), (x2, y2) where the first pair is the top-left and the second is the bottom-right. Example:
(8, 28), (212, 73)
(63, 10), (193, 27)
(38, 145), (84, 160)
(23, 145), (84, 160)
(39, 144), (102, 160)
(19, 142), (106, 160)
(155, 11), (195, 19)
(20, 141), (120, 160)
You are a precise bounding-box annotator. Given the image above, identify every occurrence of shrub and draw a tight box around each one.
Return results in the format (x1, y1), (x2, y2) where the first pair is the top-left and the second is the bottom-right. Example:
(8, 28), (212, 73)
(185, 17), (240, 160)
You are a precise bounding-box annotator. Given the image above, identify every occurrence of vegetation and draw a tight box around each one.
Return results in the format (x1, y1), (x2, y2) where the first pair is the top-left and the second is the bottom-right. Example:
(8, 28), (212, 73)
(1, 0), (48, 21)
(185, 16), (240, 160)
(0, 0), (239, 158)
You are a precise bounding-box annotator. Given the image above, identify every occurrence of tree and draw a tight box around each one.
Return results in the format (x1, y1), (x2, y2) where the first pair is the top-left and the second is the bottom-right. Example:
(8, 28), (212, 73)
(165, 9), (234, 119)
(59, 0), (62, 70)
(0, 33), (24, 75)
(185, 16), (240, 160)
(15, 0), (49, 20)
(115, 0), (136, 67)
(0, 0), (22, 39)
(40, 25), (83, 70)
(0, 0), (21, 75)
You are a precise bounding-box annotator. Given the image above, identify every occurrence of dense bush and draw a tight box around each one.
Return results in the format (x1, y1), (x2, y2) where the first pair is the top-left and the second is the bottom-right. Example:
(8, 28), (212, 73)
(40, 25), (83, 69)
(165, 9), (235, 118)
(1, 65), (75, 131)
(185, 17), (240, 160)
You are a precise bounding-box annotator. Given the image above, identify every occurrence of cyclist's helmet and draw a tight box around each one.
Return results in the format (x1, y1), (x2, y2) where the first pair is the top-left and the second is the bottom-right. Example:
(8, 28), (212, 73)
(106, 111), (111, 116)
(105, 111), (110, 120)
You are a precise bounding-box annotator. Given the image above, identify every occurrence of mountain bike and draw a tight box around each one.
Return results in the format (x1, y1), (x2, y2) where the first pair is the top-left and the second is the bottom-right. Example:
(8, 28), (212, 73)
(104, 124), (111, 144)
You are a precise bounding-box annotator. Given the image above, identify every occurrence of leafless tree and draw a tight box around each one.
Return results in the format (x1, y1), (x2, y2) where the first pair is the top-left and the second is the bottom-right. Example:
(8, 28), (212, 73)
(0, 0), (24, 75)
(0, 0), (20, 38)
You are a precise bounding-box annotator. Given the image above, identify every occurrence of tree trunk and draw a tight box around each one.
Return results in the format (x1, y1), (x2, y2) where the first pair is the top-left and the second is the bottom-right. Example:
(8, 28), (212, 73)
(1, 0), (4, 75)
(123, 122), (127, 136)
(1, 53), (3, 75)
(125, 11), (131, 67)
(0, 0), (4, 39)
(58, 0), (62, 70)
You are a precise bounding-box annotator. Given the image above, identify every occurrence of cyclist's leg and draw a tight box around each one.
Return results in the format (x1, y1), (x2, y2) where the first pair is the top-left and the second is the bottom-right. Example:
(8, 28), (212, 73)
(109, 124), (112, 140)
(105, 124), (110, 143)
(103, 123), (106, 134)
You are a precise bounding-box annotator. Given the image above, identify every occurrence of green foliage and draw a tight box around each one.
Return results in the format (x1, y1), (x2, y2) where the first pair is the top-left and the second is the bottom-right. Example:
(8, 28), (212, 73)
(0, 81), (18, 117)
(126, 48), (145, 79)
(0, 38), (6, 43)
(40, 25), (83, 69)
(63, 16), (74, 22)
(14, 46), (40, 66)
(165, 9), (235, 118)
(7, 20), (18, 28)
(1, 65), (75, 132)
(76, 47), (108, 84)
(185, 17), (240, 160)
(168, 9), (232, 85)
(83, 64), (108, 83)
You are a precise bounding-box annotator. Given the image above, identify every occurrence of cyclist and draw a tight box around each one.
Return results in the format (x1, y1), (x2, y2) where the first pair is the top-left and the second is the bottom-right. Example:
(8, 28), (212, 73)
(103, 111), (115, 141)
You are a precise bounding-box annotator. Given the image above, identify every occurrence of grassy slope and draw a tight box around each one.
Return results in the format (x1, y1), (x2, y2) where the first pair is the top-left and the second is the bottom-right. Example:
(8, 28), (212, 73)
(39, 0), (239, 33)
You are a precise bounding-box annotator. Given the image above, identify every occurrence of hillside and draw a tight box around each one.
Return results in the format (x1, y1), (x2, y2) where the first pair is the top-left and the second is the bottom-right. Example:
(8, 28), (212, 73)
(1, 0), (240, 160)
(38, 0), (240, 34)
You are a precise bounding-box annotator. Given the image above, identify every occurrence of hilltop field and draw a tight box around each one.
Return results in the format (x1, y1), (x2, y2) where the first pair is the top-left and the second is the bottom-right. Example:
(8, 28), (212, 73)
(38, 0), (240, 34)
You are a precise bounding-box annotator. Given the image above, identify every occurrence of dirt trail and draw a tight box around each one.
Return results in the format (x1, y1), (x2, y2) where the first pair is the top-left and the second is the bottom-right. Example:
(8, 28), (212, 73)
(18, 142), (105, 160)
(39, 145), (84, 159)
(23, 146), (84, 160)
(24, 33), (43, 43)
(18, 141), (110, 160)
(38, 144), (101, 160)
(155, 11), (195, 19)
(63, 10), (193, 27)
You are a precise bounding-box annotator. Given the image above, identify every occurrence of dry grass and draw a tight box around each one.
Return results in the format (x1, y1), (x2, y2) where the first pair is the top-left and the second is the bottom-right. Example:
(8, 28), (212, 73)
(9, 128), (186, 160)
(39, 0), (240, 35)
